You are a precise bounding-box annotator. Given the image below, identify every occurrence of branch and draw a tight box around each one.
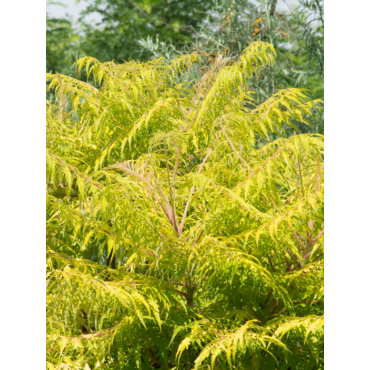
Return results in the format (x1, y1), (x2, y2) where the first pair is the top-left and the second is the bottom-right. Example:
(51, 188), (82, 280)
(283, 246), (302, 269)
(267, 255), (276, 272)
(48, 151), (102, 190)
(303, 245), (322, 260)
(270, 0), (278, 16)
(310, 228), (324, 246)
(46, 223), (64, 238)
(192, 229), (204, 247)
(284, 255), (293, 271)
(290, 228), (307, 253)
(46, 250), (72, 261)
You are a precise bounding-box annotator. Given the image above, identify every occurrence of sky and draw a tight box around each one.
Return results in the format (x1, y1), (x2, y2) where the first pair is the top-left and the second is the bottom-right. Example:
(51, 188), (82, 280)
(47, 0), (103, 23)
(47, 0), (300, 24)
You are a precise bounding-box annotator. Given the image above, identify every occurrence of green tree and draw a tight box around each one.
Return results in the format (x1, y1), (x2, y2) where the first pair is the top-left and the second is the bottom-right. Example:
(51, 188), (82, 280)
(47, 42), (324, 369)
(139, 0), (324, 98)
(46, 1), (82, 75)
(76, 0), (215, 62)
(138, 0), (324, 133)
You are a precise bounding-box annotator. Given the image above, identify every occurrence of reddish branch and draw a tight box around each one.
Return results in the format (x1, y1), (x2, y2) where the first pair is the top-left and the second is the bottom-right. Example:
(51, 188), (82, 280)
(310, 228), (324, 246)
(48, 151), (102, 190)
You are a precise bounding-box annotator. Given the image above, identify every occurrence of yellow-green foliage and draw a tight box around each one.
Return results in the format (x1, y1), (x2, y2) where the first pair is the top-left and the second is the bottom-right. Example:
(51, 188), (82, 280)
(46, 41), (324, 370)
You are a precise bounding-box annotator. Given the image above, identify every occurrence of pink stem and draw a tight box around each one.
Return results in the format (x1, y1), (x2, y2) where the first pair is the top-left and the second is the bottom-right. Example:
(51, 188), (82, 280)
(310, 228), (324, 246)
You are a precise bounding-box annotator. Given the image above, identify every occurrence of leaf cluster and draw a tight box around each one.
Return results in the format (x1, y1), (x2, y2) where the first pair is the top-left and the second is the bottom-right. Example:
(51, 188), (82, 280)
(47, 41), (324, 370)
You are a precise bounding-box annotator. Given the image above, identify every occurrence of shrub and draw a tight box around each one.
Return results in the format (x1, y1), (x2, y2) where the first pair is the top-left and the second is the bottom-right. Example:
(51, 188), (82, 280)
(46, 41), (324, 370)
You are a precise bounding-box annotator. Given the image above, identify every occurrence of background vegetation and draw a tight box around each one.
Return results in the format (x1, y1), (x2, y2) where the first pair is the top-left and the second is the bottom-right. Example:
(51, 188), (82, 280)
(47, 0), (323, 98)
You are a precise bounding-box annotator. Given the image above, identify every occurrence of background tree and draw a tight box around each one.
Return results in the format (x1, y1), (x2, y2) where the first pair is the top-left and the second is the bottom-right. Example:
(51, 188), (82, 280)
(139, 0), (324, 98)
(47, 1), (82, 75)
(47, 0), (324, 99)
(138, 0), (324, 134)
(73, 0), (215, 62)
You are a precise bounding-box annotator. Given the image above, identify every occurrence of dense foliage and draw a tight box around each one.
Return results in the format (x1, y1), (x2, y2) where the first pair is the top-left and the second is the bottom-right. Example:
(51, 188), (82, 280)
(78, 0), (215, 62)
(46, 0), (215, 73)
(46, 42), (324, 369)
(194, 0), (324, 99)
(139, 0), (324, 102)
(47, 0), (324, 103)
(47, 3), (81, 75)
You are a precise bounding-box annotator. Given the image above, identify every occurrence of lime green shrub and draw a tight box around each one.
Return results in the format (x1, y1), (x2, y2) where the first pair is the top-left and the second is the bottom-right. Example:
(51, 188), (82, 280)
(46, 42), (324, 370)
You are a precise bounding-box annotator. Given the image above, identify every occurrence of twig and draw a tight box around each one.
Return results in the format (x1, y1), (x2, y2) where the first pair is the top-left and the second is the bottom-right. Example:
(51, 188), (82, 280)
(310, 228), (324, 246)
(267, 255), (276, 272)
(192, 230), (204, 247)
(283, 246), (302, 269)
(270, 0), (278, 16)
